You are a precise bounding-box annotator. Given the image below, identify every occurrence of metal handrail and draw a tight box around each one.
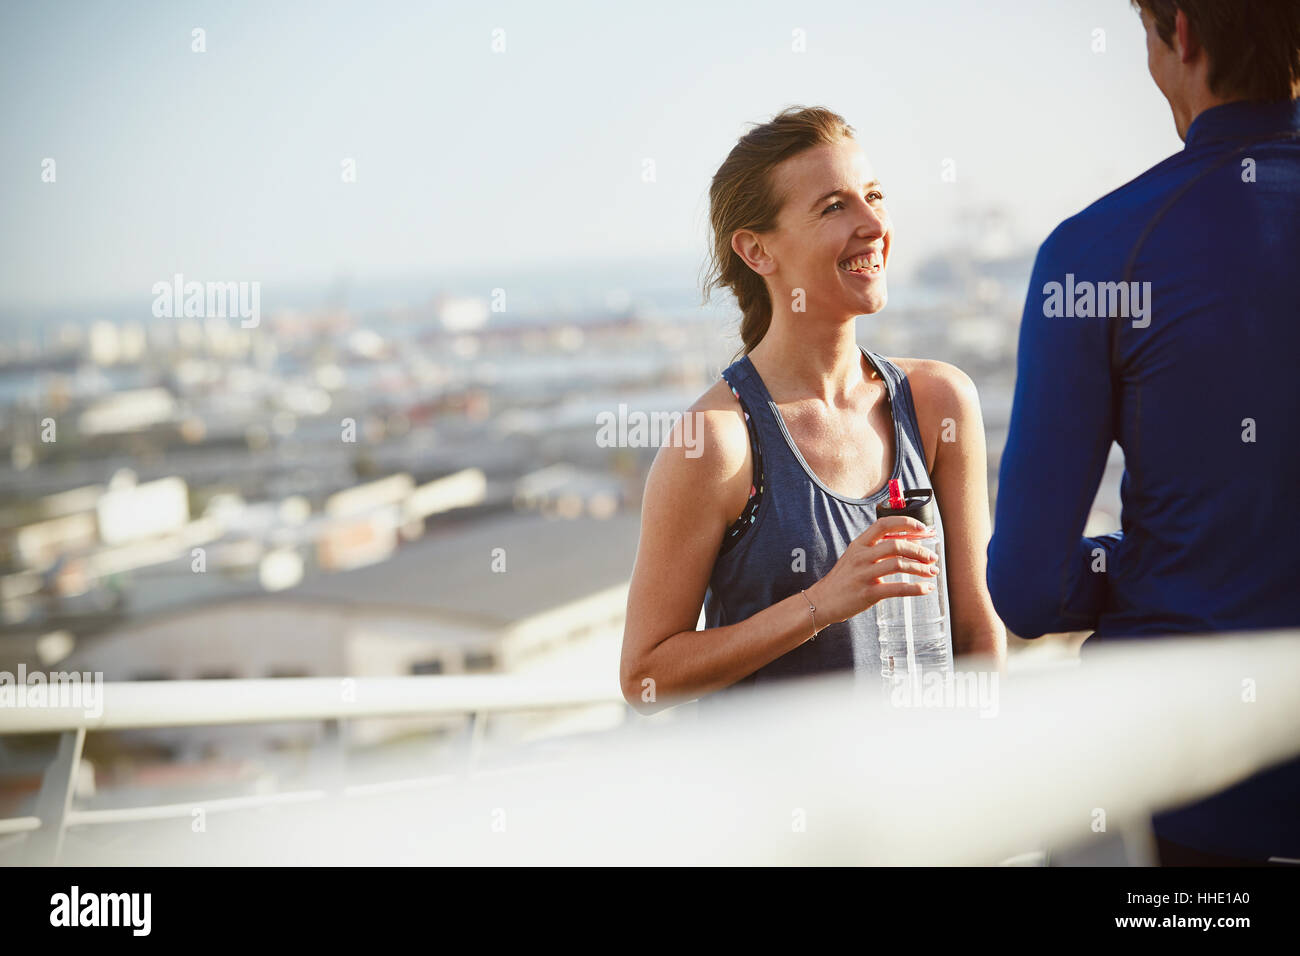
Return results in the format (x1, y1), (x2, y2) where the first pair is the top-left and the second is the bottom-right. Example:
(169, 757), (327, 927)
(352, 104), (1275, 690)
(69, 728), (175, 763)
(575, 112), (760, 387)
(0, 674), (624, 733)
(0, 674), (626, 863)
(4, 632), (1299, 865)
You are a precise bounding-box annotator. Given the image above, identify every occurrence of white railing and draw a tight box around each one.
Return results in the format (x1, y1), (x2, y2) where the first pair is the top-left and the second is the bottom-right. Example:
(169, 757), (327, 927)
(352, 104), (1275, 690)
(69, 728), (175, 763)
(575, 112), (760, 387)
(2, 631), (1298, 865)
(0, 674), (624, 733)
(0, 674), (626, 863)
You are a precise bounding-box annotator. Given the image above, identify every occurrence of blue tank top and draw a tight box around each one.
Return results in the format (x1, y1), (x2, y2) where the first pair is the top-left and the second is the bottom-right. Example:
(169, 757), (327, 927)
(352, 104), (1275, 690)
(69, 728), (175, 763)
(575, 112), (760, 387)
(700, 344), (951, 706)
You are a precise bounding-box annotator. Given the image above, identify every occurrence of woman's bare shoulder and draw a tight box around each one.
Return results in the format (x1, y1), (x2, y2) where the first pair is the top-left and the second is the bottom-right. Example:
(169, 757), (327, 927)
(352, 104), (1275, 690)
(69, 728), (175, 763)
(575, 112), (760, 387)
(642, 376), (753, 516)
(637, 374), (759, 538)
(886, 356), (979, 410)
(884, 357), (984, 474)
(668, 377), (751, 476)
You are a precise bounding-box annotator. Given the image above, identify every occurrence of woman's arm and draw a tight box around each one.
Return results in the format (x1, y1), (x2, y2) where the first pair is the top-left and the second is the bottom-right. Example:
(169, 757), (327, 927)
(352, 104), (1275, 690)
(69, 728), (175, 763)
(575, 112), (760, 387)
(896, 359), (1008, 669)
(619, 394), (824, 714)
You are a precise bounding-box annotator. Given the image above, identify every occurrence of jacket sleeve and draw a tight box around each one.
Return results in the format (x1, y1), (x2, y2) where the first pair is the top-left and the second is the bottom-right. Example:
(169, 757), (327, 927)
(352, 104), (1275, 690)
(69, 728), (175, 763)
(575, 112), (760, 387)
(986, 228), (1122, 639)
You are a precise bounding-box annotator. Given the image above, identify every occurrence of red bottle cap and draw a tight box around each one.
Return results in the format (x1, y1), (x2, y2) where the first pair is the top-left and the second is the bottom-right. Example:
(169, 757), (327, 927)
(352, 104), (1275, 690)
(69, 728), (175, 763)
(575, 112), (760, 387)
(887, 478), (906, 511)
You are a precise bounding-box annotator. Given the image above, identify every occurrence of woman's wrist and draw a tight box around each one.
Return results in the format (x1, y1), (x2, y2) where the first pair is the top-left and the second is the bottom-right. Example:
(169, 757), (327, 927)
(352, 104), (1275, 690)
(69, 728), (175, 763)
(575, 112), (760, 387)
(803, 579), (838, 630)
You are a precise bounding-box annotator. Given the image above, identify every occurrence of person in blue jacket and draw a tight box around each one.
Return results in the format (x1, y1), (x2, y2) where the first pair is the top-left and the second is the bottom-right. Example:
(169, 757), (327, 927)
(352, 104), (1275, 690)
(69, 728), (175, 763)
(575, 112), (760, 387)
(988, 0), (1300, 865)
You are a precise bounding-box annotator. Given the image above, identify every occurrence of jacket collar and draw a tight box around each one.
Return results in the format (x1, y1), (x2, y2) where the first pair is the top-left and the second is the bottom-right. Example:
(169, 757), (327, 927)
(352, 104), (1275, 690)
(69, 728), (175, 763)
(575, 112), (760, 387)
(1184, 98), (1300, 148)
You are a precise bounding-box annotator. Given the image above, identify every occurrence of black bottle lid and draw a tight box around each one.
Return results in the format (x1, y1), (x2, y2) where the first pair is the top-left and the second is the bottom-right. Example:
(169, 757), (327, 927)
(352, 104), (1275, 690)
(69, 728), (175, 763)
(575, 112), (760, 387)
(875, 483), (935, 527)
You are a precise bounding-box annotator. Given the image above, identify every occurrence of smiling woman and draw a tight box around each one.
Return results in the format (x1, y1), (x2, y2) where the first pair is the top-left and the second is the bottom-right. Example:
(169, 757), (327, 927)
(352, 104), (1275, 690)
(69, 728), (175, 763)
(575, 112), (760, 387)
(619, 105), (1006, 714)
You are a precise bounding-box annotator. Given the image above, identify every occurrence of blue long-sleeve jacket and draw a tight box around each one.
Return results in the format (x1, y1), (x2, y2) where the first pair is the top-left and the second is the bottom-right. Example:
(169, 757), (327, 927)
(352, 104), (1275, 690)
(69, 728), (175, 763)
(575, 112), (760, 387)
(988, 98), (1300, 642)
(988, 99), (1300, 862)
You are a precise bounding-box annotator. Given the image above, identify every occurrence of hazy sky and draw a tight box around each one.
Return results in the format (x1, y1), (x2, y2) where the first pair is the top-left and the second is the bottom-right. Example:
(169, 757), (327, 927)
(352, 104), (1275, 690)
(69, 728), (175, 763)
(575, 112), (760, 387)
(0, 0), (1183, 310)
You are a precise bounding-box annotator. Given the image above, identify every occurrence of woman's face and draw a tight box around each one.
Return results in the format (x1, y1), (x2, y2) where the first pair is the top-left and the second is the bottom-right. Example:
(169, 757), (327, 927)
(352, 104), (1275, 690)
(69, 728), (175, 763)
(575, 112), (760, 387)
(744, 136), (892, 318)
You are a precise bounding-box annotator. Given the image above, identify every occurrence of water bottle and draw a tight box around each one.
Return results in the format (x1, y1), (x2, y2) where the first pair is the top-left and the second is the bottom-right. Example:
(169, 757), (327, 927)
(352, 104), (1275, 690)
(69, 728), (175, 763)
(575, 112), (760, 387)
(875, 479), (952, 693)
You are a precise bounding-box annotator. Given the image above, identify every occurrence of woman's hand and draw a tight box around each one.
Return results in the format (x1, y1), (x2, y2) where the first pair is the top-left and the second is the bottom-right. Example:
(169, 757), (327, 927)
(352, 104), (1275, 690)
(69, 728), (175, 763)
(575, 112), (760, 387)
(806, 516), (939, 626)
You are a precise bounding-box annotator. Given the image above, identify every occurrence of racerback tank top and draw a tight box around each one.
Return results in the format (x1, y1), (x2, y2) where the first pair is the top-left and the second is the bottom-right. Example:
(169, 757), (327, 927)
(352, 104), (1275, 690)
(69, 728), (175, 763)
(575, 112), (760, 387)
(699, 344), (950, 708)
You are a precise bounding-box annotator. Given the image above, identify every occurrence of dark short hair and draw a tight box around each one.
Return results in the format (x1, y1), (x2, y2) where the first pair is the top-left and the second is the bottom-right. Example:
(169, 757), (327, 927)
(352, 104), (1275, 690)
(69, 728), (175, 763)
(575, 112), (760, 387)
(1132, 0), (1300, 101)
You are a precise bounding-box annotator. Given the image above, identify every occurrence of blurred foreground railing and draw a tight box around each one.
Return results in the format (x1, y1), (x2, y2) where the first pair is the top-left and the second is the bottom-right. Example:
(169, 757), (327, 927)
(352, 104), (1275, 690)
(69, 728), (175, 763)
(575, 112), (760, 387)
(2, 631), (1298, 865)
(0, 674), (625, 863)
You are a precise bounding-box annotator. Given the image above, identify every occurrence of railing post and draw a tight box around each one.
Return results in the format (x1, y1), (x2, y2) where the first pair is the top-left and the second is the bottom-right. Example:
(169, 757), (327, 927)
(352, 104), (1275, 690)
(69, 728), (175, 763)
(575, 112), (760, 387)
(1048, 818), (1157, 866)
(1119, 819), (1159, 866)
(464, 710), (486, 773)
(317, 718), (346, 794)
(27, 728), (85, 866)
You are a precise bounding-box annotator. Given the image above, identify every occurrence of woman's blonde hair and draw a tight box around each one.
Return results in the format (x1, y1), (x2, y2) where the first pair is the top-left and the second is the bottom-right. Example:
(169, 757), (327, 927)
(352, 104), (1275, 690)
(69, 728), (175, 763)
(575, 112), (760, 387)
(701, 105), (855, 362)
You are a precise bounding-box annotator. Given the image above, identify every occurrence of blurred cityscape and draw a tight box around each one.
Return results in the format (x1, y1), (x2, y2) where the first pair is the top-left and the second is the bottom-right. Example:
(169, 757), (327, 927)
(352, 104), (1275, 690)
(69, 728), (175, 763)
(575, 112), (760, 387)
(0, 207), (1127, 852)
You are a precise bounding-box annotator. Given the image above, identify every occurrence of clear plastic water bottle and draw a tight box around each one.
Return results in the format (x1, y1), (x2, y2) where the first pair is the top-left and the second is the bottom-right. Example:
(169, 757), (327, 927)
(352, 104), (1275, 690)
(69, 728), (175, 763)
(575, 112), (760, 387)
(875, 479), (952, 692)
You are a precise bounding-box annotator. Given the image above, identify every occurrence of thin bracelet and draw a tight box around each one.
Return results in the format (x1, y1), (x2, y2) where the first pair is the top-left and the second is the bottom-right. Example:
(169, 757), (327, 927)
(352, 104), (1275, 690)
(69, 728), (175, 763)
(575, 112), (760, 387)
(800, 588), (821, 639)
